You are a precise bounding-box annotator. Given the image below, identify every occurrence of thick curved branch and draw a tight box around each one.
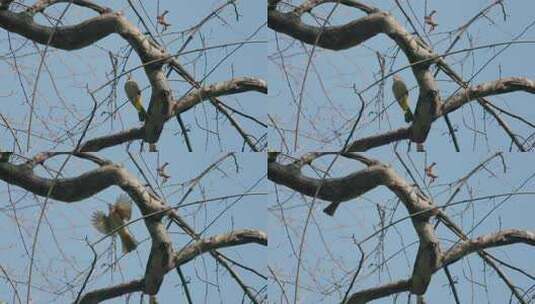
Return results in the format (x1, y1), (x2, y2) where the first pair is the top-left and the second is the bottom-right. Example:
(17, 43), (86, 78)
(346, 227), (534, 304)
(441, 229), (535, 268)
(0, 5), (166, 61)
(175, 229), (268, 266)
(345, 279), (411, 304)
(268, 1), (435, 62)
(345, 128), (409, 152)
(1, 6), (266, 149)
(292, 0), (378, 16)
(168, 59), (263, 151)
(0, 162), (120, 202)
(268, 158), (437, 219)
(78, 127), (143, 152)
(78, 76), (267, 152)
(77, 279), (143, 304)
(28, 0), (110, 15)
(345, 77), (535, 151)
(172, 77), (268, 114)
(269, 2), (441, 144)
(77, 229), (267, 303)
(0, 10), (119, 50)
(269, 156), (442, 297)
(268, 9), (386, 51)
(0, 6), (172, 145)
(268, 161), (386, 203)
(0, 157), (173, 295)
(168, 211), (264, 304)
(1, 155), (266, 301)
(440, 77), (535, 116)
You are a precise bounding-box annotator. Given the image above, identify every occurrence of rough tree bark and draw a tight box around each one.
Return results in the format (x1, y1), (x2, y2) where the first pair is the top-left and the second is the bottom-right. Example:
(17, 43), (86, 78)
(268, 152), (534, 303)
(0, 152), (267, 303)
(268, 0), (535, 151)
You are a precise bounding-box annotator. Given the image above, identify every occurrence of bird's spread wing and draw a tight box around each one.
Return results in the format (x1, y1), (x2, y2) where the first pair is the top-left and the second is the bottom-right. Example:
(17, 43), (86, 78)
(114, 194), (133, 221)
(91, 211), (111, 234)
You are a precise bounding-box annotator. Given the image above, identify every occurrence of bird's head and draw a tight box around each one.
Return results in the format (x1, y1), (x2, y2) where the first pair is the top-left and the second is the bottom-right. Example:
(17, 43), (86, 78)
(393, 74), (401, 81)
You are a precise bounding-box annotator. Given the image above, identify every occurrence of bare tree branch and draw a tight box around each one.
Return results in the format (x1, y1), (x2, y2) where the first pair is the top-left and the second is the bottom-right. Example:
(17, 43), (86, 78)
(345, 128), (410, 152)
(0, 161), (120, 202)
(0, 10), (118, 50)
(1, 4), (265, 149)
(441, 229), (535, 268)
(77, 279), (144, 304)
(78, 128), (144, 152)
(345, 279), (411, 304)
(269, 154), (533, 303)
(441, 77), (535, 116)
(175, 229), (268, 266)
(0, 153), (267, 302)
(27, 0), (110, 15)
(172, 77), (268, 114)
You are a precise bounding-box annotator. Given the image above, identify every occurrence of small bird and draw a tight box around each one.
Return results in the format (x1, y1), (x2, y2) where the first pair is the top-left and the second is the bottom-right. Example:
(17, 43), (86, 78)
(425, 162), (438, 183)
(392, 75), (414, 123)
(92, 194), (138, 254)
(424, 10), (438, 32)
(124, 74), (147, 122)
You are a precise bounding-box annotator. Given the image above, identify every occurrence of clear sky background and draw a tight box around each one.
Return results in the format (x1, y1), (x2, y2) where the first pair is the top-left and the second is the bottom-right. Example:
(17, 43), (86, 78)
(0, 0), (266, 152)
(0, 1), (267, 303)
(1, 0), (535, 304)
(268, 0), (535, 153)
(0, 152), (267, 303)
(267, 1), (535, 302)
(269, 152), (535, 303)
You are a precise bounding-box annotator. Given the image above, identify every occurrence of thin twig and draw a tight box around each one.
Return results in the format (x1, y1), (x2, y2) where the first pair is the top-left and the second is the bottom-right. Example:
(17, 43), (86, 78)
(74, 238), (98, 304)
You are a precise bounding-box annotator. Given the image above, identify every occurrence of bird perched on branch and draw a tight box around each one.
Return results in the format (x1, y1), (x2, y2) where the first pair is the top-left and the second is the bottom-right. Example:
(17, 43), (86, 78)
(92, 194), (138, 254)
(392, 74), (414, 123)
(124, 74), (147, 122)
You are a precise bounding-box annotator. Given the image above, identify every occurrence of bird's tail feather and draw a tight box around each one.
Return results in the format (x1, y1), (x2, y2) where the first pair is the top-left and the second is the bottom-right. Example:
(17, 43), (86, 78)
(404, 110), (414, 123)
(119, 229), (138, 253)
(323, 202), (340, 216)
(134, 95), (147, 122)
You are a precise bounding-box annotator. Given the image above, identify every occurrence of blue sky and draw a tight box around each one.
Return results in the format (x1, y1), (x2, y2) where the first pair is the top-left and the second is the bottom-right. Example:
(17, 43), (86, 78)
(0, 151), (267, 303)
(267, 1), (535, 302)
(1, 0), (535, 304)
(269, 151), (535, 303)
(0, 1), (267, 303)
(0, 0), (266, 152)
(268, 0), (535, 153)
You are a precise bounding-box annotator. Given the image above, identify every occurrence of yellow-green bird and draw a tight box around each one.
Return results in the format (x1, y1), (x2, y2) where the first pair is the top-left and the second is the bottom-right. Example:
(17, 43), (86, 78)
(92, 194), (138, 254)
(392, 74), (414, 123)
(124, 74), (147, 122)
